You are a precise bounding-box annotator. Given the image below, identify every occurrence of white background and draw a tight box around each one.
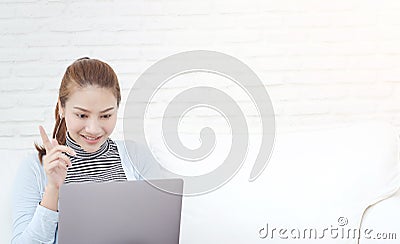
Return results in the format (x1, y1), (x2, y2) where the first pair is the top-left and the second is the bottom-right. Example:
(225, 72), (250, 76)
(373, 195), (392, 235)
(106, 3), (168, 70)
(1, 0), (400, 154)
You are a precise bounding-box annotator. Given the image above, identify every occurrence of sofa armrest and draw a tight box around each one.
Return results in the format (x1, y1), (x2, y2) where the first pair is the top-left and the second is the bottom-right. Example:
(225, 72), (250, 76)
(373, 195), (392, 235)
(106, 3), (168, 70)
(359, 189), (400, 243)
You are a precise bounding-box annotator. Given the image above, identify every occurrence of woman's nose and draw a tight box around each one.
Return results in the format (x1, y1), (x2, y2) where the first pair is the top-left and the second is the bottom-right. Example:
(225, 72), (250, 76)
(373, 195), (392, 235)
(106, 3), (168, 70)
(85, 119), (102, 135)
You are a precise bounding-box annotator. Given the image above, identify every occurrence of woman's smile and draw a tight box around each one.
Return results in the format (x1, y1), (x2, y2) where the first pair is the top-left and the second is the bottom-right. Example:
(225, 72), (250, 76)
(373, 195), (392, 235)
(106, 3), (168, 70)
(81, 134), (103, 144)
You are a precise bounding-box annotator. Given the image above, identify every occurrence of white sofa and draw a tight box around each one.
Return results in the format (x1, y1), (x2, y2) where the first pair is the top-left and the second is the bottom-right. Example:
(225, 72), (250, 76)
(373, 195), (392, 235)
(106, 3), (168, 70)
(178, 122), (400, 244)
(1, 122), (399, 243)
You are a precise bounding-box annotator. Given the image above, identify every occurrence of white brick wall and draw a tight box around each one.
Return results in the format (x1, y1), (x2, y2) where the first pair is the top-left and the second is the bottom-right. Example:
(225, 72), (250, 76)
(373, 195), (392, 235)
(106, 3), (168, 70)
(1, 0), (400, 152)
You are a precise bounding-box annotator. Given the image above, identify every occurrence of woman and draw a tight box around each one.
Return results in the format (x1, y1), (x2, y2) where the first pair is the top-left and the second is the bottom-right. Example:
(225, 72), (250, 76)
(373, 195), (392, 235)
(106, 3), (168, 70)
(12, 57), (160, 243)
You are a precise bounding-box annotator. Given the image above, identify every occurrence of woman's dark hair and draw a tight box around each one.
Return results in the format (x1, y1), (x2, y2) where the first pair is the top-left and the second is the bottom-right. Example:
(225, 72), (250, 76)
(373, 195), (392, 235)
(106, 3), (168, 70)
(34, 57), (121, 163)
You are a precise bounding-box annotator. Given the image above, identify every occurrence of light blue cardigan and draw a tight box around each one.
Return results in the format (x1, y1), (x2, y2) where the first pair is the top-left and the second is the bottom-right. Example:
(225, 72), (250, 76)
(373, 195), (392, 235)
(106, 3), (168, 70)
(11, 140), (161, 244)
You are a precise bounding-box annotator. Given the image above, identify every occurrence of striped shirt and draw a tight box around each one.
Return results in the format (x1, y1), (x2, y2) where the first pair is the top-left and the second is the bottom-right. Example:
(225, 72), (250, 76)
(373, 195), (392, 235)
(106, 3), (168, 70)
(64, 132), (127, 184)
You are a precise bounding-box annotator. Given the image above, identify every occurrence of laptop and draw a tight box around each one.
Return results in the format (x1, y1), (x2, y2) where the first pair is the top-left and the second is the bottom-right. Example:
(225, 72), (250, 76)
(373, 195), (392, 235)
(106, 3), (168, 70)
(58, 179), (184, 244)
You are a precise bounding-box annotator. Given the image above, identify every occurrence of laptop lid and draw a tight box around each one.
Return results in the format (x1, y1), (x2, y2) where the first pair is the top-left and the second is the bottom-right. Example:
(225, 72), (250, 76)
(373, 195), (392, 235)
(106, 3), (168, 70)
(58, 178), (183, 244)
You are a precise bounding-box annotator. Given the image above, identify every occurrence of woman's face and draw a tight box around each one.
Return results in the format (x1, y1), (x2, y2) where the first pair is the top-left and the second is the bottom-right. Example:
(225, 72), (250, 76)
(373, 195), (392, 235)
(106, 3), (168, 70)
(60, 86), (118, 153)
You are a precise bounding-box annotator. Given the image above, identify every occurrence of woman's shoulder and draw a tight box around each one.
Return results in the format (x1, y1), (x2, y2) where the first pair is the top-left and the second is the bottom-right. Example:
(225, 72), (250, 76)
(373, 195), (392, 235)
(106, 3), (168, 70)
(13, 151), (46, 193)
(113, 139), (164, 179)
(16, 152), (44, 178)
(21, 151), (41, 165)
(114, 139), (161, 161)
(114, 139), (146, 155)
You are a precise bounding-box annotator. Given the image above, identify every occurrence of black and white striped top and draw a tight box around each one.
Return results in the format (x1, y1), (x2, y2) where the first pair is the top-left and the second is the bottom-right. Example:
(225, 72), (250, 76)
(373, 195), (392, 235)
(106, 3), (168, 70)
(64, 132), (127, 184)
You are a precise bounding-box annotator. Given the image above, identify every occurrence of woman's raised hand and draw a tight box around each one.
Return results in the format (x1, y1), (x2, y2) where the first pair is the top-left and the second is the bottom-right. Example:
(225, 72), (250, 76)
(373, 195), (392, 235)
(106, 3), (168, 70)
(39, 126), (75, 190)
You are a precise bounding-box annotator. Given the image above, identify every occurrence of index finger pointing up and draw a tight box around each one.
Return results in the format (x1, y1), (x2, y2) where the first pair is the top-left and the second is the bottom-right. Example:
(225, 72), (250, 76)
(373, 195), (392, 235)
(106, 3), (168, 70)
(39, 125), (52, 151)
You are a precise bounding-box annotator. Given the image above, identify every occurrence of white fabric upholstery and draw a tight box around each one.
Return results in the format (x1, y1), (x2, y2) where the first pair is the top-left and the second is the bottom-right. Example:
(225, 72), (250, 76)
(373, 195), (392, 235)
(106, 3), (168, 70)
(359, 189), (400, 244)
(179, 122), (400, 244)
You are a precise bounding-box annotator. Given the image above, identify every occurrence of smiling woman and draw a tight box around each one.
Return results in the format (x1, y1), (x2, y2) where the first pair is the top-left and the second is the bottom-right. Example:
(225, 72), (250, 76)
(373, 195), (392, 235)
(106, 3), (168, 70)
(36, 57), (121, 158)
(11, 58), (161, 244)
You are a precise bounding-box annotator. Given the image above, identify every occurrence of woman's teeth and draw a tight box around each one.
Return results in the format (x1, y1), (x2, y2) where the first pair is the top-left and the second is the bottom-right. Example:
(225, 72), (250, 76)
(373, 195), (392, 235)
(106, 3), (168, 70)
(83, 135), (100, 141)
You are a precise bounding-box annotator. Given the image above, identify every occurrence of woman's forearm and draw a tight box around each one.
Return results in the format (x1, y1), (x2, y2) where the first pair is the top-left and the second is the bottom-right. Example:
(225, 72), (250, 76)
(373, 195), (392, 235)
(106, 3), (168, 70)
(40, 184), (59, 211)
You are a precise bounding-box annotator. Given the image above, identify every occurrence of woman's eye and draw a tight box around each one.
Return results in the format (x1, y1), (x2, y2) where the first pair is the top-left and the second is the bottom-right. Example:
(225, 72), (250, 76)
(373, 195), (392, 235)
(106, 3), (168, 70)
(76, 114), (87, 119)
(101, 114), (112, 119)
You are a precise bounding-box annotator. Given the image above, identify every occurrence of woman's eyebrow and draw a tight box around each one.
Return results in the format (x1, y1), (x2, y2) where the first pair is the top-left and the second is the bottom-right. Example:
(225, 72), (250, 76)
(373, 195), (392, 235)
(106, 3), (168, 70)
(73, 106), (115, 113)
